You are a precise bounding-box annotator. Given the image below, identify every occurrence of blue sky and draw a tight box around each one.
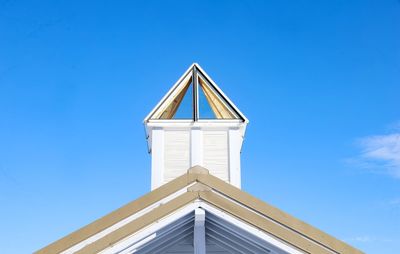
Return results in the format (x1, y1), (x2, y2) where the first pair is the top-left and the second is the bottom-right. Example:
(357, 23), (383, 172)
(0, 1), (399, 253)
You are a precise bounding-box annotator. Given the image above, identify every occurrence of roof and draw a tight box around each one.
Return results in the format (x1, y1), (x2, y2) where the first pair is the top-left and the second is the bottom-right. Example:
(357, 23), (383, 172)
(35, 166), (363, 254)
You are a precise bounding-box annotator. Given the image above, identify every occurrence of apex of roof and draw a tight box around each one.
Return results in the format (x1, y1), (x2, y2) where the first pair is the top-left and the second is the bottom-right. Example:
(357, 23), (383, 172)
(187, 165), (209, 175)
(36, 167), (364, 254)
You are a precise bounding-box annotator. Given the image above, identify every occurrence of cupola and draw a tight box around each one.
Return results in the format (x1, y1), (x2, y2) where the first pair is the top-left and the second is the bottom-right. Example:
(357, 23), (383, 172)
(144, 63), (248, 190)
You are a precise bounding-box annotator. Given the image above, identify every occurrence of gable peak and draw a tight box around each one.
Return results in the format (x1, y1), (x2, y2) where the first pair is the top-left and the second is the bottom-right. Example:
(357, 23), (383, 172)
(145, 63), (248, 122)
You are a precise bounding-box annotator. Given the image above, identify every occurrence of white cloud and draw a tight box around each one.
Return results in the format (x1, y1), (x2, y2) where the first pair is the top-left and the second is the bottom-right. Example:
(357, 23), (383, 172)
(351, 236), (374, 243)
(355, 131), (400, 178)
(347, 236), (394, 243)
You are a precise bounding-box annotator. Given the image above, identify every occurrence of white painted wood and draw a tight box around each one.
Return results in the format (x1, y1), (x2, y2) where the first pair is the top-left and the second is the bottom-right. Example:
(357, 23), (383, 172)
(62, 185), (195, 254)
(99, 201), (301, 254)
(203, 131), (229, 182)
(206, 238), (239, 254)
(194, 208), (206, 254)
(190, 128), (203, 167)
(143, 63), (249, 191)
(145, 120), (246, 153)
(228, 128), (242, 188)
(147, 123), (245, 189)
(138, 221), (193, 254)
(201, 203), (304, 254)
(100, 203), (198, 254)
(163, 130), (190, 184)
(151, 128), (164, 190)
(163, 235), (194, 254)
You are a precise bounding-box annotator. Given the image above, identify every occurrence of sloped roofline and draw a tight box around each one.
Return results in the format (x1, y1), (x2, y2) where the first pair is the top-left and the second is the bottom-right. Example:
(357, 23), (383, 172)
(35, 168), (202, 254)
(36, 166), (363, 254)
(143, 63), (249, 123)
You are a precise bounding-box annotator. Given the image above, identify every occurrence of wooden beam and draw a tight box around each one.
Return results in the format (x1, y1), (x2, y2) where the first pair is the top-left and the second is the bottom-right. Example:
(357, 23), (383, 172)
(194, 208), (206, 254)
(76, 192), (198, 254)
(199, 191), (330, 254)
(34, 170), (201, 254)
(153, 74), (192, 119)
(198, 76), (236, 119)
(160, 80), (190, 119)
(197, 173), (364, 254)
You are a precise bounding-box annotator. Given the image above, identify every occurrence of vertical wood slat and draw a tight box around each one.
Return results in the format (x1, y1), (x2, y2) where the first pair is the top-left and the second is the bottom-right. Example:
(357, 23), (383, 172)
(164, 131), (190, 183)
(203, 131), (229, 181)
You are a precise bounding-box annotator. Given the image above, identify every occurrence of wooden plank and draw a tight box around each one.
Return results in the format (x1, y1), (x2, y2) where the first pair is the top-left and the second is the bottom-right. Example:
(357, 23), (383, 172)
(154, 74), (192, 119)
(76, 192), (198, 254)
(200, 191), (330, 254)
(199, 77), (223, 118)
(161, 81), (190, 119)
(197, 174), (364, 254)
(34, 171), (200, 254)
(198, 76), (236, 119)
(35, 166), (363, 254)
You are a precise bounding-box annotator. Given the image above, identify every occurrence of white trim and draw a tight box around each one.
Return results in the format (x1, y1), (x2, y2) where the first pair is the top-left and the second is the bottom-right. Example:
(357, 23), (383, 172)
(190, 128), (203, 167)
(194, 208), (206, 254)
(144, 64), (196, 122)
(200, 203), (303, 254)
(228, 128), (242, 188)
(101, 203), (199, 254)
(63, 196), (305, 254)
(100, 201), (303, 254)
(151, 128), (164, 190)
(194, 63), (249, 123)
(61, 185), (195, 254)
(147, 120), (245, 129)
(145, 120), (245, 152)
(117, 233), (156, 254)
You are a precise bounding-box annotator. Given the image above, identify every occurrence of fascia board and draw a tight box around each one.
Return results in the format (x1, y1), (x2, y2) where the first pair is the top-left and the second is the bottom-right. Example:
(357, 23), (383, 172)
(196, 174), (364, 254)
(62, 185), (194, 254)
(34, 171), (200, 254)
(36, 167), (361, 254)
(102, 203), (199, 254)
(146, 120), (245, 129)
(199, 191), (331, 254)
(200, 202), (303, 254)
(75, 192), (198, 254)
(145, 121), (247, 151)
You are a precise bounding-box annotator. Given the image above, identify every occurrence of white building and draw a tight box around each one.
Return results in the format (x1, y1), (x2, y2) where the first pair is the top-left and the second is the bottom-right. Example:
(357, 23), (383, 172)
(36, 64), (363, 254)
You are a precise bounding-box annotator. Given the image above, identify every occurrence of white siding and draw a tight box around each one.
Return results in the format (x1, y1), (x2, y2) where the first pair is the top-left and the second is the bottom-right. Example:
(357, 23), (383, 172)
(164, 130), (190, 183)
(203, 131), (229, 181)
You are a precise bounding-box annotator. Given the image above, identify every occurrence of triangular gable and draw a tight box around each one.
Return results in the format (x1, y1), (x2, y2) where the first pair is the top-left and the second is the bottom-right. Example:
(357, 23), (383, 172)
(144, 63), (248, 122)
(133, 213), (195, 253)
(98, 204), (294, 254)
(36, 166), (363, 254)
